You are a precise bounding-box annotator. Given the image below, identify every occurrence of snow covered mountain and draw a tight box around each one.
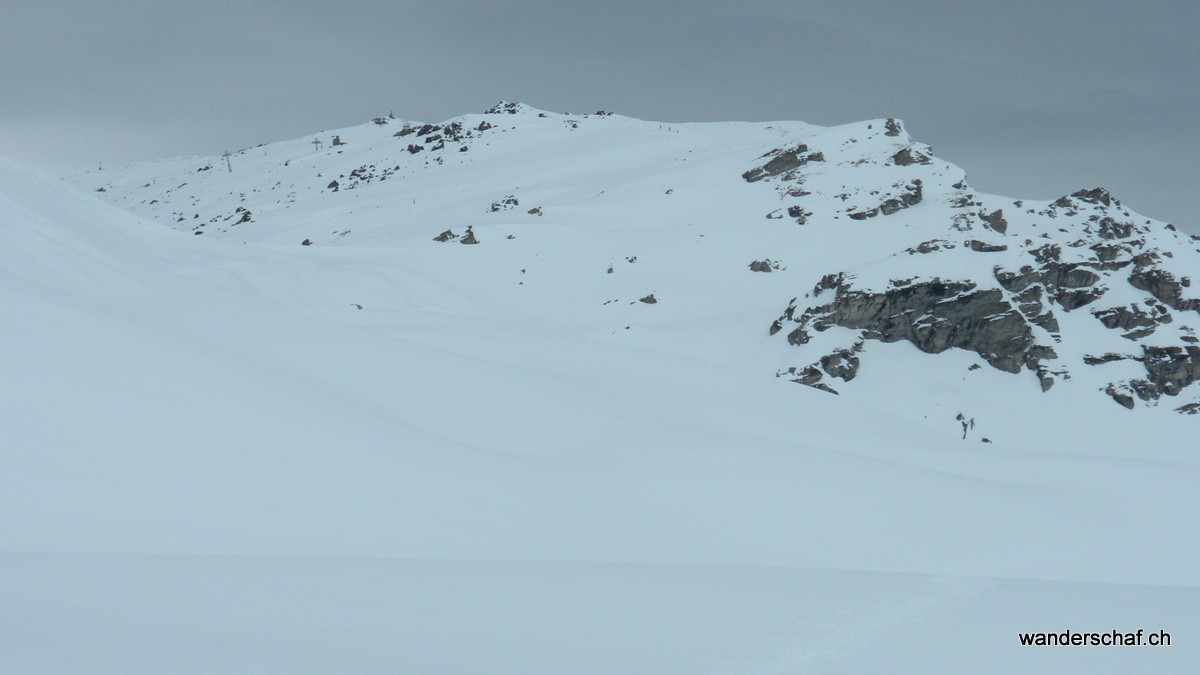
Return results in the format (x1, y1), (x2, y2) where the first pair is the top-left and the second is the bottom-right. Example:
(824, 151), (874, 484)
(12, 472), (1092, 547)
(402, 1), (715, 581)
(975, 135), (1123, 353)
(74, 101), (1200, 436)
(4, 104), (1198, 671)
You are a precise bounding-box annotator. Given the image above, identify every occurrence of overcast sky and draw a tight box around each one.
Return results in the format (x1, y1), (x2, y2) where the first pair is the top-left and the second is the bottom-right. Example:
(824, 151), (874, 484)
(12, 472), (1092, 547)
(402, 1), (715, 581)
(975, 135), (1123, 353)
(3, 0), (1196, 230)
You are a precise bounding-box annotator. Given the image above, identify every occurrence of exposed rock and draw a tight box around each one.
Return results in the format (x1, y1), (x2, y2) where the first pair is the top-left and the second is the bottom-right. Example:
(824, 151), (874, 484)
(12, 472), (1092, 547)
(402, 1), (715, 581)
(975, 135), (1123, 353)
(891, 147), (930, 166)
(489, 195), (519, 212)
(784, 277), (1053, 374)
(1083, 353), (1128, 365)
(1097, 217), (1135, 240)
(993, 262), (1104, 311)
(1092, 303), (1168, 335)
(1030, 244), (1061, 264)
(1072, 187), (1114, 207)
(819, 344), (863, 381)
(433, 229), (458, 242)
(301, 239), (312, 246)
(742, 146), (805, 182)
(848, 181), (923, 220)
(1140, 345), (1200, 397)
(1128, 267), (1200, 312)
(979, 209), (1008, 234)
(907, 240), (954, 254)
(779, 365), (838, 394)
(1106, 385), (1135, 409)
(1012, 286), (1061, 333)
(460, 227), (479, 245)
(884, 118), (902, 136)
(967, 240), (1008, 253)
(484, 101), (526, 114)
(639, 293), (658, 304)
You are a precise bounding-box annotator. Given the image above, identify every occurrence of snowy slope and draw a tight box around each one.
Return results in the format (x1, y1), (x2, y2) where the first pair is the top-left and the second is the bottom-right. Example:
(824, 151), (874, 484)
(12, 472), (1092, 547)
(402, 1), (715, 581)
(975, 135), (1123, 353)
(1, 102), (1197, 671)
(20, 149), (1198, 576)
(74, 102), (1200, 446)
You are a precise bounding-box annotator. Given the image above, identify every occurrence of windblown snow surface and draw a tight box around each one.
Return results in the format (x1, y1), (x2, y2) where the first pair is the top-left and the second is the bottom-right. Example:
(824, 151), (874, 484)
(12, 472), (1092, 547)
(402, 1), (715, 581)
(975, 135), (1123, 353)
(4, 105), (1199, 672)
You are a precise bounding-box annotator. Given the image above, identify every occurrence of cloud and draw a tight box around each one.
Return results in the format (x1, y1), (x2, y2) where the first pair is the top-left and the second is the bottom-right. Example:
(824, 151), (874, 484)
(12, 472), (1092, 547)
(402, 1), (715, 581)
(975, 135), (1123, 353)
(1, 0), (1195, 230)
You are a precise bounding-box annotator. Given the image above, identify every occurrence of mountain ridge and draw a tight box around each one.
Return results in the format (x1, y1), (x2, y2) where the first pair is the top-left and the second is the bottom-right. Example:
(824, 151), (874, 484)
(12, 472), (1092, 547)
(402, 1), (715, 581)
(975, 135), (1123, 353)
(70, 102), (1200, 426)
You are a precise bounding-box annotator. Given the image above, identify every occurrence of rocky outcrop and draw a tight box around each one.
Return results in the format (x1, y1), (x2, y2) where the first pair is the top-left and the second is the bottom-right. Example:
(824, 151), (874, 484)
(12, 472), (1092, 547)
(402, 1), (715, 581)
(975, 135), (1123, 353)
(484, 101), (528, 114)
(891, 147), (931, 166)
(489, 195), (519, 212)
(776, 342), (863, 394)
(1097, 217), (1135, 240)
(783, 275), (1053, 375)
(967, 240), (1008, 253)
(1092, 303), (1170, 338)
(1070, 187), (1115, 207)
(1128, 268), (1200, 312)
(1140, 346), (1200, 397)
(749, 259), (784, 273)
(847, 181), (922, 220)
(993, 262), (1105, 311)
(1106, 385), (1136, 409)
(742, 145), (824, 182)
(979, 209), (1008, 234)
(819, 345), (862, 381)
(762, 166), (1200, 409)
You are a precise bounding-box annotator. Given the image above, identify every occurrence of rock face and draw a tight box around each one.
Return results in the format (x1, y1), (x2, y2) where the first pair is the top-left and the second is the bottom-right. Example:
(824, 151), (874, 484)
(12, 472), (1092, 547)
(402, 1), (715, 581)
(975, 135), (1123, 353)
(784, 275), (1051, 375)
(724, 113), (1200, 411)
(1141, 346), (1200, 396)
(767, 177), (1200, 409)
(742, 145), (824, 183)
(1128, 268), (1199, 311)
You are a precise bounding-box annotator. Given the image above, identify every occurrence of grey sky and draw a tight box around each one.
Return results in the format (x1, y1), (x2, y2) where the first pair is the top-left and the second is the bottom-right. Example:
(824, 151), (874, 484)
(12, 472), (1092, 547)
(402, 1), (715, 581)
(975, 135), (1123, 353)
(3, 0), (1196, 230)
